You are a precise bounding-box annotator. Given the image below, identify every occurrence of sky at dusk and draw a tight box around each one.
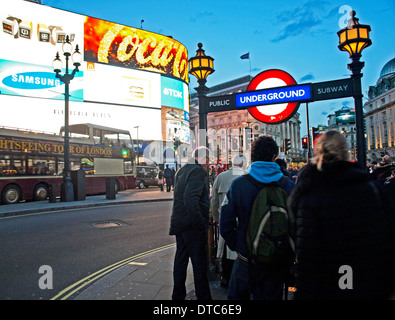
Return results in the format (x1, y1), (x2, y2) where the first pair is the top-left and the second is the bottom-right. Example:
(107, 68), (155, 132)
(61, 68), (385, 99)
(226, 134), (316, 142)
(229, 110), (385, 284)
(41, 0), (395, 136)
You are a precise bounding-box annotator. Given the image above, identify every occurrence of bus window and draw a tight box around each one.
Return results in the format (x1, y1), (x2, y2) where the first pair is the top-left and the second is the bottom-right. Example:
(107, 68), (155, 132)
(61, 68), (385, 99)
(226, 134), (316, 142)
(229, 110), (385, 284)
(119, 133), (133, 148)
(28, 157), (56, 175)
(57, 158), (82, 175)
(0, 156), (26, 176)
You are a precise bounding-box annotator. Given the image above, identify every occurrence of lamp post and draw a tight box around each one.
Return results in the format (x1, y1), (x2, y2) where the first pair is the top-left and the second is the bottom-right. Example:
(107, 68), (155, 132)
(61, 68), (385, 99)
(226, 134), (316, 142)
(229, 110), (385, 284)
(188, 43), (215, 275)
(337, 10), (371, 170)
(52, 35), (82, 202)
(188, 43), (215, 146)
(134, 125), (139, 165)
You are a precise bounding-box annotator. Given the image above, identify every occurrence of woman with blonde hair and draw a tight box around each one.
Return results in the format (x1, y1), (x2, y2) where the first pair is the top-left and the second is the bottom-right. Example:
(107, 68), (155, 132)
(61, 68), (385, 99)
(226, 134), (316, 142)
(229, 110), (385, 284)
(312, 130), (349, 171)
(288, 130), (395, 300)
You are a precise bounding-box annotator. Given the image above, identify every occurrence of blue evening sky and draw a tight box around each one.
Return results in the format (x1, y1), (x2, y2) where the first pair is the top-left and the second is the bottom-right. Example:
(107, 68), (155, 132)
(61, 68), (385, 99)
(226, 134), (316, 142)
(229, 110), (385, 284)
(42, 0), (394, 136)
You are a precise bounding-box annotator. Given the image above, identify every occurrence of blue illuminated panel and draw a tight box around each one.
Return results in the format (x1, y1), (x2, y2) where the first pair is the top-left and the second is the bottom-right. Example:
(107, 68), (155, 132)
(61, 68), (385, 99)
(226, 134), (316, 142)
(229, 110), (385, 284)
(235, 84), (311, 108)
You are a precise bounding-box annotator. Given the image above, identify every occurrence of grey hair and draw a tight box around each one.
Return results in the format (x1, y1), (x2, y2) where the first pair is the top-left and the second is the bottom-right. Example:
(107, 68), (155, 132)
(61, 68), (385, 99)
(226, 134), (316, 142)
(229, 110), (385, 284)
(190, 146), (210, 164)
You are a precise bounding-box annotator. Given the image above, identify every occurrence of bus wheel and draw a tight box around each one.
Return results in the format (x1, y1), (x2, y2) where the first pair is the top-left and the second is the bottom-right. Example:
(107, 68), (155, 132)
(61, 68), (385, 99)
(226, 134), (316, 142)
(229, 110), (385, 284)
(1, 184), (22, 205)
(33, 184), (49, 201)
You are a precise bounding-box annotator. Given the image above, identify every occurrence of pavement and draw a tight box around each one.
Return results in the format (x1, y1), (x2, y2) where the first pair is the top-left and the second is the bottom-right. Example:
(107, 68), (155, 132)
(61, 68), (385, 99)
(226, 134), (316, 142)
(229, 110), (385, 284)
(0, 187), (229, 300)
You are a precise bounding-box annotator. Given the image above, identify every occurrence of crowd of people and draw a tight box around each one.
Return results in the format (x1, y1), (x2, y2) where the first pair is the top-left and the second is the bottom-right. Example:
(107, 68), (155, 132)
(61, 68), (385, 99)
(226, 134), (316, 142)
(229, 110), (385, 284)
(168, 131), (395, 300)
(209, 162), (302, 186)
(157, 164), (176, 192)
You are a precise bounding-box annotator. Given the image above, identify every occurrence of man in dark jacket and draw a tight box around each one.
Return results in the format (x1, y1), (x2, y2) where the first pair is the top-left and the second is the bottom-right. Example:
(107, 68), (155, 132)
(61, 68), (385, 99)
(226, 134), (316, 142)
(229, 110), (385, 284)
(164, 164), (172, 192)
(371, 155), (394, 183)
(169, 146), (211, 300)
(220, 136), (295, 300)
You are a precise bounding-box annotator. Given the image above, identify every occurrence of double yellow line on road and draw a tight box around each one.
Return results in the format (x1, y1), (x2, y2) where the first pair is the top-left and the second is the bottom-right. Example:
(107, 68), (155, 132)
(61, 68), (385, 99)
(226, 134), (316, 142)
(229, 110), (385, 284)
(51, 243), (176, 300)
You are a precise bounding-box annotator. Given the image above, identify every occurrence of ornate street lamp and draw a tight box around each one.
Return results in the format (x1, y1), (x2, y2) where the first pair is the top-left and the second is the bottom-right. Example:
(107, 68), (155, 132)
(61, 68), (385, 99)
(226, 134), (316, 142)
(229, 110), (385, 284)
(337, 10), (371, 170)
(188, 44), (215, 273)
(52, 35), (82, 202)
(188, 43), (214, 133)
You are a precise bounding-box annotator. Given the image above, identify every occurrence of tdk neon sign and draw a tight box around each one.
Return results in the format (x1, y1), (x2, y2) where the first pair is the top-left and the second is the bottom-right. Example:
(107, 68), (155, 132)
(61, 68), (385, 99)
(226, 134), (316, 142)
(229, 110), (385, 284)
(236, 84), (311, 108)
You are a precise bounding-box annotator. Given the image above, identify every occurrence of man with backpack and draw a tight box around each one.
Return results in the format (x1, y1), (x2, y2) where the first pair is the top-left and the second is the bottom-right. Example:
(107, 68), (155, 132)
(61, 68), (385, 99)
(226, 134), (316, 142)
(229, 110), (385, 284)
(220, 136), (295, 300)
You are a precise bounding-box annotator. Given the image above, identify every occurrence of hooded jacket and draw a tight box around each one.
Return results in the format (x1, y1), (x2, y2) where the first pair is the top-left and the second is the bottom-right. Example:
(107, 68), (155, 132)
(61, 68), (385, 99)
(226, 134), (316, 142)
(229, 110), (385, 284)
(220, 161), (295, 259)
(288, 161), (395, 299)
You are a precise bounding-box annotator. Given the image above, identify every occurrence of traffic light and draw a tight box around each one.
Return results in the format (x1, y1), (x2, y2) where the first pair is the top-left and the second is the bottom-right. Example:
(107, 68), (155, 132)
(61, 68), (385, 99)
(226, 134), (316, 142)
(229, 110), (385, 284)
(121, 148), (129, 158)
(173, 137), (180, 151)
(302, 137), (308, 149)
(231, 137), (239, 151)
(283, 138), (291, 154)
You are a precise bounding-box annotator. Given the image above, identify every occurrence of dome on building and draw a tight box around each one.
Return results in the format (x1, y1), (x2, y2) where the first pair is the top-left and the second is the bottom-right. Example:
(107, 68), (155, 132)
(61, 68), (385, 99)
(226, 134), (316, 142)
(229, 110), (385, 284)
(379, 57), (395, 79)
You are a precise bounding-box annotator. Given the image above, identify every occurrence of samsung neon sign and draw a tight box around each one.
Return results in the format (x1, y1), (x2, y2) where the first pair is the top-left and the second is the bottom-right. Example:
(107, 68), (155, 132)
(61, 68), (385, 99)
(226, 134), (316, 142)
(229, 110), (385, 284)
(2, 72), (61, 90)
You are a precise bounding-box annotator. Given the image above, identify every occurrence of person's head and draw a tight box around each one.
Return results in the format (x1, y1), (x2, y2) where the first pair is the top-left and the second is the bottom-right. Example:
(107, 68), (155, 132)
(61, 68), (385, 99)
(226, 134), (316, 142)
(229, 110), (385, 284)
(251, 136), (278, 163)
(192, 146), (210, 170)
(382, 155), (391, 164)
(275, 158), (287, 169)
(312, 130), (349, 171)
(232, 154), (248, 169)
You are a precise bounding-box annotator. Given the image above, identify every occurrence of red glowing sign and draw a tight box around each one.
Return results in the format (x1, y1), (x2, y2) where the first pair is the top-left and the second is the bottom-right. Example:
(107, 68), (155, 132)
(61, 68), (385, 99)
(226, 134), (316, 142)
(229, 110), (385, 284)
(247, 69), (301, 124)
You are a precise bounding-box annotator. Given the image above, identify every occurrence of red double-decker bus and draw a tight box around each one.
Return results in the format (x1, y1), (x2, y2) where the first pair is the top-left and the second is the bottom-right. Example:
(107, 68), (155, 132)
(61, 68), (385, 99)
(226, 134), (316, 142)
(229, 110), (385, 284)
(0, 123), (137, 205)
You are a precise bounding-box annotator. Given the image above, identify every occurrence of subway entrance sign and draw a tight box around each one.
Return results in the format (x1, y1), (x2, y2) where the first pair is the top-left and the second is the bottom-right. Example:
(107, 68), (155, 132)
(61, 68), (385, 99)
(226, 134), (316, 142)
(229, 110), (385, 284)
(311, 78), (354, 101)
(200, 69), (355, 125)
(205, 94), (236, 112)
(236, 83), (311, 108)
(236, 69), (310, 124)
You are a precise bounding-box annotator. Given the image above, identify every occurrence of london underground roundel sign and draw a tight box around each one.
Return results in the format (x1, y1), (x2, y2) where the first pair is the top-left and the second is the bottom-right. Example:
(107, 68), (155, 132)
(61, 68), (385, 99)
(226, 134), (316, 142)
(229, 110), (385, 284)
(247, 69), (300, 124)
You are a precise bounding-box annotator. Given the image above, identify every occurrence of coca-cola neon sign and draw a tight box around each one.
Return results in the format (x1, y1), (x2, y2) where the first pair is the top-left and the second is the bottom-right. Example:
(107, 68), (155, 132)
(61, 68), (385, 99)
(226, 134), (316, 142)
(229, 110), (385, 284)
(84, 17), (188, 83)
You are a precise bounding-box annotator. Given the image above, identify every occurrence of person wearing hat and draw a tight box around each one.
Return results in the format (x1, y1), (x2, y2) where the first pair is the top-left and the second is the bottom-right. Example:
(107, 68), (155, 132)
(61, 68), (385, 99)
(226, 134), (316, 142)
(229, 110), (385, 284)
(211, 154), (248, 288)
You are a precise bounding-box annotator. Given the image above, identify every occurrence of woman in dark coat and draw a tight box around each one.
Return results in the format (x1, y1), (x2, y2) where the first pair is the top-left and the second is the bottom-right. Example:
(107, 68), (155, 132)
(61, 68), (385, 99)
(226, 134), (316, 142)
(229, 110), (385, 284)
(288, 130), (395, 300)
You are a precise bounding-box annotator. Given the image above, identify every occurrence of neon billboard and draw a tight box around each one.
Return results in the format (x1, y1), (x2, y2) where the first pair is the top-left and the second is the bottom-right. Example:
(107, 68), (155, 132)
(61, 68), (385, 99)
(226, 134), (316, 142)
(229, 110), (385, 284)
(84, 17), (188, 83)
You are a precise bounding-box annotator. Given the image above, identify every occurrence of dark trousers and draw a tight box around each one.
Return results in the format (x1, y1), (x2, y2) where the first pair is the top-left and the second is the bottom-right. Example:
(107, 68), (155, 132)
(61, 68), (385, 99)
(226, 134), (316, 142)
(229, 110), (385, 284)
(172, 229), (212, 300)
(228, 257), (286, 300)
(221, 257), (234, 287)
(166, 179), (172, 192)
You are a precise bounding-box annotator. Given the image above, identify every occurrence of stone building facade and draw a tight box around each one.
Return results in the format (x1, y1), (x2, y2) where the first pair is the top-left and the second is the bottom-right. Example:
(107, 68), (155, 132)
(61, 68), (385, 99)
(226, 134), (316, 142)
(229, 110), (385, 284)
(364, 57), (395, 162)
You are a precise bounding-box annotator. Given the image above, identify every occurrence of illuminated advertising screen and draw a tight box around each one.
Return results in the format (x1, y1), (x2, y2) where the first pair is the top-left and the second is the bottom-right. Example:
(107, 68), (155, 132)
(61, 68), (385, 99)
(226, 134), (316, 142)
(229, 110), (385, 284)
(84, 62), (161, 108)
(0, 1), (84, 66)
(0, 95), (162, 140)
(0, 58), (83, 101)
(0, 0), (189, 143)
(84, 17), (188, 83)
(161, 76), (189, 111)
(335, 109), (355, 124)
